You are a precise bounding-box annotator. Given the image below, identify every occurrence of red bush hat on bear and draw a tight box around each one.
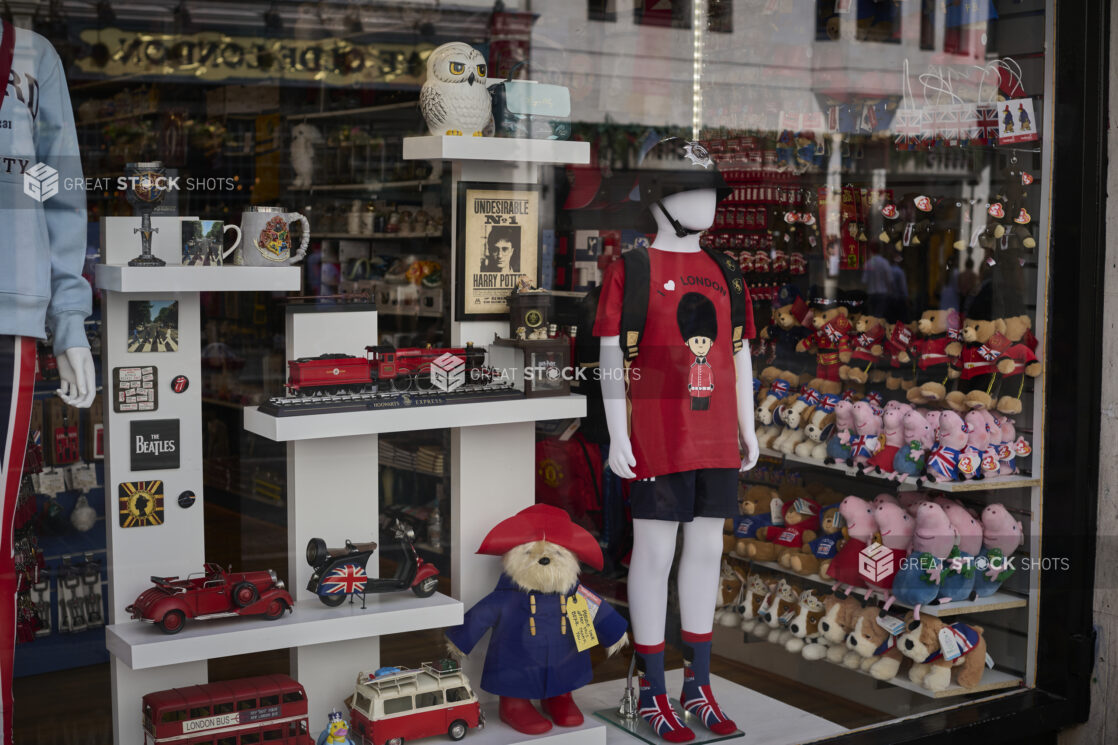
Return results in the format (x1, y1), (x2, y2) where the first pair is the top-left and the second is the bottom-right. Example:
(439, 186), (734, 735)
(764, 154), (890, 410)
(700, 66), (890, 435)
(477, 504), (604, 570)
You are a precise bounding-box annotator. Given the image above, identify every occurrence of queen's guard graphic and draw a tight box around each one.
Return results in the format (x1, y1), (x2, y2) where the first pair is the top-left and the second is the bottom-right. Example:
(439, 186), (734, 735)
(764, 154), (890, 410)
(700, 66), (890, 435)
(677, 292), (718, 411)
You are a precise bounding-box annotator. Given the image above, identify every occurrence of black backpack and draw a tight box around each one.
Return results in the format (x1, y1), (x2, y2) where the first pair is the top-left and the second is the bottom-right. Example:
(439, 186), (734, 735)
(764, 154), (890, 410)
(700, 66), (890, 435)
(573, 245), (750, 444)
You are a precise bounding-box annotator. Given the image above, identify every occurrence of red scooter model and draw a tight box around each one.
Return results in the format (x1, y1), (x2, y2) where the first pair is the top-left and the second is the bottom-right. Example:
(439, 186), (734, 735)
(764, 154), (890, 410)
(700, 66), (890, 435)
(306, 519), (440, 608)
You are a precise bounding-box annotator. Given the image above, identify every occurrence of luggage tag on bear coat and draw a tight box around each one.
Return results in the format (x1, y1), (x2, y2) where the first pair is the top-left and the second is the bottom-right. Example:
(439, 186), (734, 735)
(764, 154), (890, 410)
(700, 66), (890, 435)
(876, 615), (906, 636)
(985, 652), (995, 669)
(566, 594), (599, 652)
(770, 497), (785, 525)
(938, 627), (963, 661)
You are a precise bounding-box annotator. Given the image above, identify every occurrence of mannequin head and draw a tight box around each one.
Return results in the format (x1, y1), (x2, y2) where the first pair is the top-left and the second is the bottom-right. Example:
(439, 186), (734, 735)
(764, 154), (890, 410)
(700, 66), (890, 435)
(653, 188), (718, 234)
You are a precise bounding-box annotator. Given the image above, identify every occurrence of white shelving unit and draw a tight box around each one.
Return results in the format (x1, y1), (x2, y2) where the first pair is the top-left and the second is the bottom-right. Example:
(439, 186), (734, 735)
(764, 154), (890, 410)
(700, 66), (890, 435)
(106, 592), (462, 670)
(97, 230), (304, 745)
(244, 395), (585, 441)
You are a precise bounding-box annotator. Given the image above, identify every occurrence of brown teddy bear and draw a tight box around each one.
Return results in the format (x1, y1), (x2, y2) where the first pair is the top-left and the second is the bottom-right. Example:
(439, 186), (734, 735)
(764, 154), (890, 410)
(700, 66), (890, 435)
(786, 502), (844, 577)
(796, 298), (852, 395)
(840, 314), (887, 384)
(897, 613), (988, 691)
(883, 321), (916, 391)
(994, 315), (1041, 414)
(945, 317), (1008, 412)
(732, 486), (780, 557)
(742, 497), (820, 564)
(842, 606), (907, 681)
(907, 309), (962, 404)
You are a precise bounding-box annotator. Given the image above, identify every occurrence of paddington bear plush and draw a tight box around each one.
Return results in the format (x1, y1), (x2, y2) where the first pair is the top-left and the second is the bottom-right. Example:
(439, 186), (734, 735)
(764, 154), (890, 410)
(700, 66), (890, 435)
(446, 504), (628, 735)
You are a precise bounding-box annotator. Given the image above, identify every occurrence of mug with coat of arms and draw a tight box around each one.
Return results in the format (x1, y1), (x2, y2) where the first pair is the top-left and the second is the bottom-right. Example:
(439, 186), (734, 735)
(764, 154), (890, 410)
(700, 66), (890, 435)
(237, 206), (310, 266)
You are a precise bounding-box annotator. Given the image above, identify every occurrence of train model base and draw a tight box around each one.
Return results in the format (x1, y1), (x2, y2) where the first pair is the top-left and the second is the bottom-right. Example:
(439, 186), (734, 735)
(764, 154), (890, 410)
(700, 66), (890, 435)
(258, 384), (524, 417)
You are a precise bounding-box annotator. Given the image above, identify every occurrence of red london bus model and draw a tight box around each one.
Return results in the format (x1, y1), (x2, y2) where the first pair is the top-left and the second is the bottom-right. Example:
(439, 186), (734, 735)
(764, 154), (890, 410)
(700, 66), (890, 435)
(142, 675), (313, 745)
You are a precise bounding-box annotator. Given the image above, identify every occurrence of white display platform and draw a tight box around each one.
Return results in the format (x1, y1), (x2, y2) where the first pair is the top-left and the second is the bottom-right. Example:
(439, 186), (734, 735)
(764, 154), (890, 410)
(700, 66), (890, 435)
(106, 592), (461, 670)
(245, 394), (587, 441)
(585, 671), (846, 745)
(403, 135), (589, 165)
(95, 264), (302, 293)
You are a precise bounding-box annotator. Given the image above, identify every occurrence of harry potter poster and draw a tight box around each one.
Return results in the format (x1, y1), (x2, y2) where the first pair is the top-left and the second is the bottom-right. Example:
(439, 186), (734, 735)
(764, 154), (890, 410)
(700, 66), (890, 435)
(456, 183), (540, 320)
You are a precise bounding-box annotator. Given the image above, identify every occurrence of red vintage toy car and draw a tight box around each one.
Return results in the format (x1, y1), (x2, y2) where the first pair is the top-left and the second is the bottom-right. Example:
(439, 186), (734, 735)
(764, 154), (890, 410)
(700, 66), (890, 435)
(126, 562), (294, 634)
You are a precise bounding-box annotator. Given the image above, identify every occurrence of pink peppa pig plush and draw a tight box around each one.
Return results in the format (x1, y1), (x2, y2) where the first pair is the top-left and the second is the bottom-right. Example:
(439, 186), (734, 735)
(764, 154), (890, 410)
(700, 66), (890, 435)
(898, 491), (931, 516)
(894, 408), (935, 482)
(873, 493), (898, 508)
(978, 410), (1003, 479)
(848, 401), (883, 469)
(882, 501), (957, 622)
(956, 410), (990, 481)
(933, 497), (983, 604)
(825, 496), (877, 596)
(825, 399), (857, 465)
(973, 503), (1025, 598)
(924, 411), (968, 483)
(864, 502), (915, 605)
(868, 403), (909, 475)
(992, 414), (1019, 475)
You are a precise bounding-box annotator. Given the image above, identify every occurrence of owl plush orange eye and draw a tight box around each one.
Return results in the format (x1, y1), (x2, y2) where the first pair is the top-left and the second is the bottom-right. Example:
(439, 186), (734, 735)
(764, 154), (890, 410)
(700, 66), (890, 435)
(476, 64), (487, 78)
(449, 62), (465, 75)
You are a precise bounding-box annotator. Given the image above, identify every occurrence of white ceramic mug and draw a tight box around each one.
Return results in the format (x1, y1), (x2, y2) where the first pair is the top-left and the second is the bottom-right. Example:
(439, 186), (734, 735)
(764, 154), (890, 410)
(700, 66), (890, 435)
(180, 219), (242, 266)
(237, 206), (310, 266)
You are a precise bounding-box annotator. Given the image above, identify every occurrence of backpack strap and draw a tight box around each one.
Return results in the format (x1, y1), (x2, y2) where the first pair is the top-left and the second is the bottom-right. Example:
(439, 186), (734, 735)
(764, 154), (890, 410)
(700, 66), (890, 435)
(619, 246), (650, 361)
(701, 246), (749, 354)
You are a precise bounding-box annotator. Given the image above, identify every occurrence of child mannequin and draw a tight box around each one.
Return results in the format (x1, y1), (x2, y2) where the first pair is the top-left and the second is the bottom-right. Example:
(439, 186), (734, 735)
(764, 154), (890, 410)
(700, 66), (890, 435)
(596, 152), (758, 741)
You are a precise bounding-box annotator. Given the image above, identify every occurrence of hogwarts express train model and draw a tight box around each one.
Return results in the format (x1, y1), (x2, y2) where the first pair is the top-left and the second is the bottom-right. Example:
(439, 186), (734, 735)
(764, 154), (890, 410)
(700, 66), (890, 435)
(258, 342), (522, 415)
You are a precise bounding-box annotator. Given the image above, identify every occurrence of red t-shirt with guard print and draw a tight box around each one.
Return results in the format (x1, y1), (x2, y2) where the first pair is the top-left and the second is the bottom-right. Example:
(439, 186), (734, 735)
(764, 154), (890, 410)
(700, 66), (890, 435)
(593, 249), (755, 480)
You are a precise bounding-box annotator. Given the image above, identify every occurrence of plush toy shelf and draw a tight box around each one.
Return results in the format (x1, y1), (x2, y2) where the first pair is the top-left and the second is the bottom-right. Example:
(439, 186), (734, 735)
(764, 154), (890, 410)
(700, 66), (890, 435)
(844, 659), (1022, 699)
(756, 447), (1041, 493)
(729, 555), (1028, 618)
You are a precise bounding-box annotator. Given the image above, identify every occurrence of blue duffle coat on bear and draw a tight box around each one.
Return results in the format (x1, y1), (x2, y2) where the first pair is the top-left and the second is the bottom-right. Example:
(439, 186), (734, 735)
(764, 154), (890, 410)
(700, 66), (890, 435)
(446, 573), (627, 699)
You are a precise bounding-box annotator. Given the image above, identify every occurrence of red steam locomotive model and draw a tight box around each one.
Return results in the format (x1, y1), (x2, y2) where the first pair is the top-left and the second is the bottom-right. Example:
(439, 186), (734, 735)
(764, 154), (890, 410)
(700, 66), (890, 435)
(286, 344), (490, 397)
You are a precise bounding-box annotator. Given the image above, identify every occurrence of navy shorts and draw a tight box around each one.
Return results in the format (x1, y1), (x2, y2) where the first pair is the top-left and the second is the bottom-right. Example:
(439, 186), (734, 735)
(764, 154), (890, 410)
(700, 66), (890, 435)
(629, 468), (739, 522)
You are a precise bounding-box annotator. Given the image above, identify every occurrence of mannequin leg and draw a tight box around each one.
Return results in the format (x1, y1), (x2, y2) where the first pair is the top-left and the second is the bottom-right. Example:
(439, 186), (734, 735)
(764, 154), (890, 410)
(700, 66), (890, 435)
(678, 516), (737, 734)
(629, 518), (693, 742)
(0, 337), (36, 745)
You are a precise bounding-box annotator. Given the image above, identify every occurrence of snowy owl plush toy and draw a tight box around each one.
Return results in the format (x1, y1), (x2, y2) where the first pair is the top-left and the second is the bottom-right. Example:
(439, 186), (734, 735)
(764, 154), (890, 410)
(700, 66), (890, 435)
(290, 122), (323, 190)
(420, 42), (492, 136)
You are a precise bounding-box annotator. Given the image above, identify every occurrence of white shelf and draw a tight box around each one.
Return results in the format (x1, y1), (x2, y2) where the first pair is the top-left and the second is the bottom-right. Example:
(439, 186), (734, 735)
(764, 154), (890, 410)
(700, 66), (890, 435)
(729, 555), (1028, 618)
(106, 592), (461, 670)
(244, 394), (586, 441)
(95, 265), (302, 293)
(757, 447), (1040, 493)
(403, 136), (590, 165)
(824, 652), (1022, 699)
(588, 671), (845, 744)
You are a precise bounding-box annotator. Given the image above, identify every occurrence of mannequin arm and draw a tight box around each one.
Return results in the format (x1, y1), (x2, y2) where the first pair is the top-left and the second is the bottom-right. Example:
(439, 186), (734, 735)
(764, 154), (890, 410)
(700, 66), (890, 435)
(56, 347), (96, 409)
(735, 348), (759, 471)
(39, 43), (92, 355)
(599, 336), (636, 479)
